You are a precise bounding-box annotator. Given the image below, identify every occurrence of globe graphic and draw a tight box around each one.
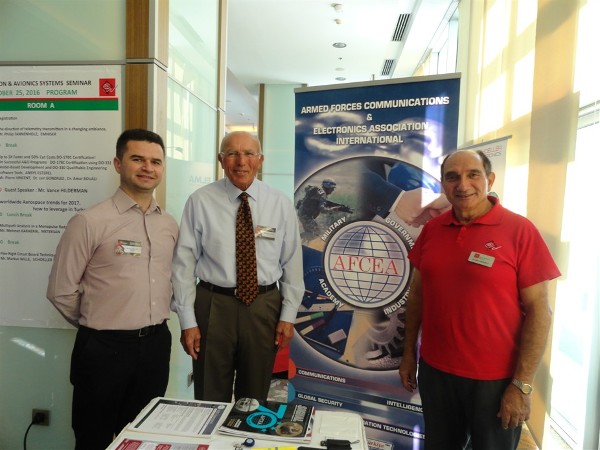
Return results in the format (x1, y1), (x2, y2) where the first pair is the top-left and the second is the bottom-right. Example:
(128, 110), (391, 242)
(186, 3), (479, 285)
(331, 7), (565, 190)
(324, 221), (410, 308)
(294, 155), (440, 368)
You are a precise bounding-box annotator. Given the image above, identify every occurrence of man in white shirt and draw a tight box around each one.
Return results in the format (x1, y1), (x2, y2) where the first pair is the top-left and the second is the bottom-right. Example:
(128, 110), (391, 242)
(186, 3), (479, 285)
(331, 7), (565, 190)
(171, 131), (304, 401)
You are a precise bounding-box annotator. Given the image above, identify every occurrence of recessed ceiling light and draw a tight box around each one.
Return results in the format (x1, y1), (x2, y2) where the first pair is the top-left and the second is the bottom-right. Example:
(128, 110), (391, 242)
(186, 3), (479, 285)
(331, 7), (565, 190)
(332, 42), (346, 48)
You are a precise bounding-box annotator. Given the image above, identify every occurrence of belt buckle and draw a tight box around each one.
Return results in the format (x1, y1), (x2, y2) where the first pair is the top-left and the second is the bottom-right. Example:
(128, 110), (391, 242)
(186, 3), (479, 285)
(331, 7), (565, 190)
(138, 326), (150, 337)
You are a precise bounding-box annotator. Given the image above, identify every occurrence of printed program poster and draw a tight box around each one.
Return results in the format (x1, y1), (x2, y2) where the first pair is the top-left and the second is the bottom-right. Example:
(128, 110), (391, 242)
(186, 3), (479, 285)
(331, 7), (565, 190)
(0, 65), (121, 328)
(290, 75), (460, 450)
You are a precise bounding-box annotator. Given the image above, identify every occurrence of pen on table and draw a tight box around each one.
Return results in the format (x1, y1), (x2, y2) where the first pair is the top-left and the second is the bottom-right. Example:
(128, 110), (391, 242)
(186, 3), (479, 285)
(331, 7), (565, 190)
(254, 447), (323, 450)
(250, 447), (299, 450)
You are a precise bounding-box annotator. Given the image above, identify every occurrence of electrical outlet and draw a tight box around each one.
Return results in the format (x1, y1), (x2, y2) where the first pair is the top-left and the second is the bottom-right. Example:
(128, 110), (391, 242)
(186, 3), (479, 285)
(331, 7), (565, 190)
(32, 409), (50, 426)
(187, 371), (194, 387)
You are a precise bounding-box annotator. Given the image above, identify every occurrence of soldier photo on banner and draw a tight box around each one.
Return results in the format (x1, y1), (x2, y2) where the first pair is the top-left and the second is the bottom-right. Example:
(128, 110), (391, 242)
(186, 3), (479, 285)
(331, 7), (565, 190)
(296, 178), (354, 246)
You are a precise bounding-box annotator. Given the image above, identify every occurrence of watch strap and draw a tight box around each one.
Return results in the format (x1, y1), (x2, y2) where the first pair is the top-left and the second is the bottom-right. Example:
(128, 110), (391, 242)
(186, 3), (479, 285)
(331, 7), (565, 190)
(511, 378), (534, 395)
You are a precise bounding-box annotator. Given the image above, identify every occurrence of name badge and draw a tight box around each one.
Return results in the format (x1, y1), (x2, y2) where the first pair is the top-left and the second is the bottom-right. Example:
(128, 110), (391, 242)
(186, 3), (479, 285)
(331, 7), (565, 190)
(468, 251), (494, 267)
(255, 226), (276, 240)
(115, 240), (142, 256)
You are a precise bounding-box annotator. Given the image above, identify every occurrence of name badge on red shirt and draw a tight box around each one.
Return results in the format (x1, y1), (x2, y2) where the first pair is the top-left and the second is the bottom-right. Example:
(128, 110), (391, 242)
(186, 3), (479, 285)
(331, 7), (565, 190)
(468, 251), (495, 267)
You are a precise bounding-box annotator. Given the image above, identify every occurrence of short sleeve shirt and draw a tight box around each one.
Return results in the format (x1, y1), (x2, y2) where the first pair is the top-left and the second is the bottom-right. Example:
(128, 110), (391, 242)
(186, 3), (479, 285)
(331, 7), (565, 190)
(408, 198), (560, 379)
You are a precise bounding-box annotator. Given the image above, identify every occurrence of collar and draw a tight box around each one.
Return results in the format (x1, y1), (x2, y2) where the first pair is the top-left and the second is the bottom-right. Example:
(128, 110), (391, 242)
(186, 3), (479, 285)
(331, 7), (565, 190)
(113, 188), (161, 215)
(442, 195), (503, 226)
(224, 177), (259, 202)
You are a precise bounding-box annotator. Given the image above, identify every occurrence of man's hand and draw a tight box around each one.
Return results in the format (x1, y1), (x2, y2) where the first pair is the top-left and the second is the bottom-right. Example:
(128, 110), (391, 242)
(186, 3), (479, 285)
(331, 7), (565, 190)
(180, 327), (201, 360)
(497, 384), (531, 429)
(394, 188), (451, 227)
(399, 354), (418, 392)
(496, 281), (551, 428)
(275, 321), (294, 349)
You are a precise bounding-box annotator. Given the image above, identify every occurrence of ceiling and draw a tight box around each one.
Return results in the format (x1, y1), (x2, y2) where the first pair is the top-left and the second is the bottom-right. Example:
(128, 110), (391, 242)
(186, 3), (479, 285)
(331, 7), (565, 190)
(224, 0), (458, 131)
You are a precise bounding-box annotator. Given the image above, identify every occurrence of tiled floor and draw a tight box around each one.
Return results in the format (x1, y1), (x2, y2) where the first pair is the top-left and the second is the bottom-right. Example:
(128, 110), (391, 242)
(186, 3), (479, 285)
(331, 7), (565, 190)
(520, 425), (574, 450)
(268, 378), (572, 450)
(518, 426), (539, 450)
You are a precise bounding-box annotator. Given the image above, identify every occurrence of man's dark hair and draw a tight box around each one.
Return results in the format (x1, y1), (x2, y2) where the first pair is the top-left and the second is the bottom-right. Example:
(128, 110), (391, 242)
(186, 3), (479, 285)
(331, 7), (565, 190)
(441, 149), (493, 178)
(116, 129), (165, 160)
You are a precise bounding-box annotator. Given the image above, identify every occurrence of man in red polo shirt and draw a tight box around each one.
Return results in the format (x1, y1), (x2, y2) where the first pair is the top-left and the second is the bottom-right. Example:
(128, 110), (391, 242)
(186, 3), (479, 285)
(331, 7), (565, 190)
(399, 150), (560, 450)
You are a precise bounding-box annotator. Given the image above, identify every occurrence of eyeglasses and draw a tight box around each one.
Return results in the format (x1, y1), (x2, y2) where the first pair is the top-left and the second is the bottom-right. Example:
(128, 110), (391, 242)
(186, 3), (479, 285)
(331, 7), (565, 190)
(221, 151), (261, 159)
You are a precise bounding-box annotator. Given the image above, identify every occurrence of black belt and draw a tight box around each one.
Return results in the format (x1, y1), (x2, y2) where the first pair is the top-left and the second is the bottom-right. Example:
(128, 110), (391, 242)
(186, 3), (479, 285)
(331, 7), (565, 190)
(80, 321), (166, 338)
(199, 280), (277, 297)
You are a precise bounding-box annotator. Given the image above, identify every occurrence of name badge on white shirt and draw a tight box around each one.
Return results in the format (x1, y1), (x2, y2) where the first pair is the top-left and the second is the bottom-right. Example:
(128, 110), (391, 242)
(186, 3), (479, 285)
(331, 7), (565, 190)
(255, 226), (276, 239)
(115, 240), (142, 256)
(468, 251), (495, 267)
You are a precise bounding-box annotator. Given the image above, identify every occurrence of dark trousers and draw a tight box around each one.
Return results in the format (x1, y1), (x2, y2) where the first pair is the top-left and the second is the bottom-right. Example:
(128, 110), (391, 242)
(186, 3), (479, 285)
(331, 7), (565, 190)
(418, 358), (522, 450)
(193, 285), (280, 402)
(70, 322), (171, 450)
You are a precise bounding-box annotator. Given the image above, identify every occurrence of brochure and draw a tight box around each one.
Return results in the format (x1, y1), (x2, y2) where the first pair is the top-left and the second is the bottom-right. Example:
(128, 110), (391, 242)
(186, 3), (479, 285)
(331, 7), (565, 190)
(218, 398), (315, 442)
(130, 397), (232, 437)
(111, 438), (209, 450)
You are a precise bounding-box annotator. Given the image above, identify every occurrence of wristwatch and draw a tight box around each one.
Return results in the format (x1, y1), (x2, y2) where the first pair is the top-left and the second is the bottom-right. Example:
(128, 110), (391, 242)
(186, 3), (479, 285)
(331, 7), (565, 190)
(512, 378), (534, 395)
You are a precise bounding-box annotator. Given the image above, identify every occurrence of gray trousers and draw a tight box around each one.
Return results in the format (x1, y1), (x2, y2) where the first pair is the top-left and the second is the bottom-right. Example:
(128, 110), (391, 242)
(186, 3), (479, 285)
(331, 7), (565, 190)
(193, 284), (281, 402)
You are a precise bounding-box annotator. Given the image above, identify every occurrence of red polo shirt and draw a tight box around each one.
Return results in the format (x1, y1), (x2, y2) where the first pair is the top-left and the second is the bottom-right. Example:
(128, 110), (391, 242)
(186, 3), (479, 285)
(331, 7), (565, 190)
(408, 197), (560, 379)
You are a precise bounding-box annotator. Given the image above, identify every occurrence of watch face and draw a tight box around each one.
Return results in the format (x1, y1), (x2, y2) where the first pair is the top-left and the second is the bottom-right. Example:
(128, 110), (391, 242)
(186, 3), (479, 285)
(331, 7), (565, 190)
(521, 384), (533, 394)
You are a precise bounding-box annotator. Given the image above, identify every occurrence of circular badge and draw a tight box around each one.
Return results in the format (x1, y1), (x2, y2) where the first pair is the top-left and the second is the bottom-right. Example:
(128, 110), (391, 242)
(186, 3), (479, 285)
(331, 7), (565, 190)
(275, 421), (304, 437)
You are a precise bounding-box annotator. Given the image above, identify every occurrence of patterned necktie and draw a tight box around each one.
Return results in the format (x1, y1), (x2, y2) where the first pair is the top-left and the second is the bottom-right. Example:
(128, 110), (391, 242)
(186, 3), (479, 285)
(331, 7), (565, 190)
(236, 192), (258, 305)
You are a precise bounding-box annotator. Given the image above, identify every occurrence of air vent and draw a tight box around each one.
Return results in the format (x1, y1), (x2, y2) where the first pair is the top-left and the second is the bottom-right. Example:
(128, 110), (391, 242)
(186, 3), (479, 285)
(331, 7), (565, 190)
(392, 13), (411, 41)
(381, 59), (395, 76)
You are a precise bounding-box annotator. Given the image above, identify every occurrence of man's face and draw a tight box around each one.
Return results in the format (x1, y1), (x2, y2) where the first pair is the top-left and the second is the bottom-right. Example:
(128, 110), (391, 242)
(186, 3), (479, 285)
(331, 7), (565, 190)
(441, 151), (495, 216)
(218, 132), (263, 190)
(113, 140), (164, 196)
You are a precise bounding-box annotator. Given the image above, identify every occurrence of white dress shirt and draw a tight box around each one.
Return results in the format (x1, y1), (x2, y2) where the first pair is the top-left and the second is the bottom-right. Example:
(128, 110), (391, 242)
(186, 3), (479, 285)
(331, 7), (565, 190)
(171, 177), (304, 329)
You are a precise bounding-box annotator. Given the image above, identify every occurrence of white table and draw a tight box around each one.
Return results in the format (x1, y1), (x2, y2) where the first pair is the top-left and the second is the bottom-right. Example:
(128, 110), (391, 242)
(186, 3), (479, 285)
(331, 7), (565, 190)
(106, 397), (367, 450)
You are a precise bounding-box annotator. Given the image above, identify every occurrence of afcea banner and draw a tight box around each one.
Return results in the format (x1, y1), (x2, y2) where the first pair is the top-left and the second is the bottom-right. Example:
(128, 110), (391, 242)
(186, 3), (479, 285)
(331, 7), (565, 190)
(290, 74), (460, 450)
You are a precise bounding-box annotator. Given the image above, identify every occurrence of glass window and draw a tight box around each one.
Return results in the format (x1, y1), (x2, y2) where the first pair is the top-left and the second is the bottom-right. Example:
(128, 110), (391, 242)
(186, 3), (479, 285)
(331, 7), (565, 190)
(165, 0), (220, 223)
(549, 1), (600, 447)
(168, 0), (219, 106)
